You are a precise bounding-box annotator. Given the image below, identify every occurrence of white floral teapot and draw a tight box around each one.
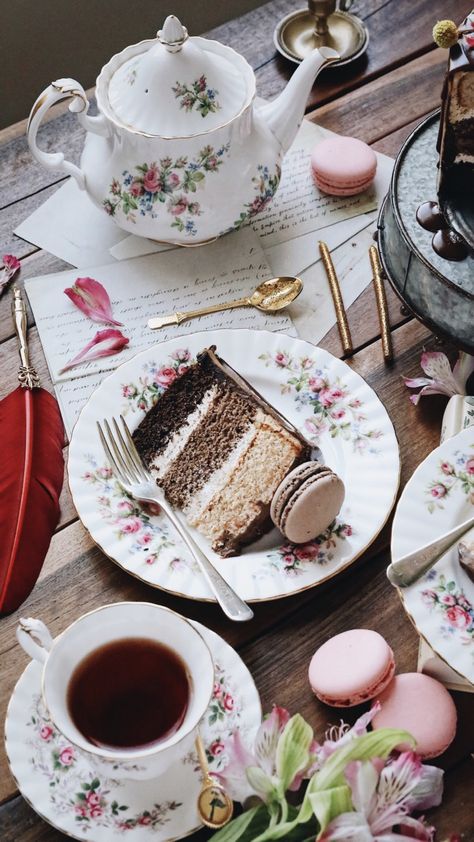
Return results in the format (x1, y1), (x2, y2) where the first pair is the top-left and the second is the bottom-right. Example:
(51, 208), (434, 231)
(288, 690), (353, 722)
(27, 15), (337, 245)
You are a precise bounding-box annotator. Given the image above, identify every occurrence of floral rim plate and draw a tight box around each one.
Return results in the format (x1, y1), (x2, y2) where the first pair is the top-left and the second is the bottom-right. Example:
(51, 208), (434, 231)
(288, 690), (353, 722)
(4, 620), (261, 841)
(68, 328), (400, 602)
(392, 426), (474, 686)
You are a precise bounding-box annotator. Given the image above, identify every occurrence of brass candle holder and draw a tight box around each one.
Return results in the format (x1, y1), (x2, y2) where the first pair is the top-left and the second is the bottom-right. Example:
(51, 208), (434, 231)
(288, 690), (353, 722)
(274, 0), (369, 66)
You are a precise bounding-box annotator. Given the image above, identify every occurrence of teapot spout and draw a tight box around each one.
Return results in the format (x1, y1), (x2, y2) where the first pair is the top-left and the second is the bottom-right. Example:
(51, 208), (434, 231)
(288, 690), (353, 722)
(257, 47), (338, 154)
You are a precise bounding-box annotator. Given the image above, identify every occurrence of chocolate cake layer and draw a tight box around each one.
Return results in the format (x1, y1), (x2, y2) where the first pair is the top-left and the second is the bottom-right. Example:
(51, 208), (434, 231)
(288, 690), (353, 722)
(133, 346), (311, 557)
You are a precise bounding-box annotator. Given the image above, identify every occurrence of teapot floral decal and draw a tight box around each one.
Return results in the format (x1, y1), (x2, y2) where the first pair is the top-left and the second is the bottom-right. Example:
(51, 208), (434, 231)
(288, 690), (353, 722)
(103, 143), (230, 236)
(172, 75), (221, 117)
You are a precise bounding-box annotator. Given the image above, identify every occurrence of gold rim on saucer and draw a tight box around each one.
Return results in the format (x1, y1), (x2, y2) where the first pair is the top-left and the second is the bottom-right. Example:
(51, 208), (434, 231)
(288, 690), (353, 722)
(274, 10), (369, 66)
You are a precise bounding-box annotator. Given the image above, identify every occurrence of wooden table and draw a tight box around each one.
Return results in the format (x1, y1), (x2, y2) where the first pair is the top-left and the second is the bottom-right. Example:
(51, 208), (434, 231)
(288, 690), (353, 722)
(1, 1), (473, 838)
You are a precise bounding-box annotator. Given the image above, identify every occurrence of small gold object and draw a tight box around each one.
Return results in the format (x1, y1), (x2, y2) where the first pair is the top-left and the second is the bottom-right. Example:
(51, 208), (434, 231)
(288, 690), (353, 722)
(318, 241), (353, 356)
(274, 0), (368, 66)
(148, 276), (303, 329)
(195, 733), (233, 829)
(369, 245), (393, 364)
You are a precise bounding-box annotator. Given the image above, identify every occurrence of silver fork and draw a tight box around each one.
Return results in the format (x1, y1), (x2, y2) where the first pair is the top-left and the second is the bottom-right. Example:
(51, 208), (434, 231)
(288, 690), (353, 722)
(97, 415), (254, 622)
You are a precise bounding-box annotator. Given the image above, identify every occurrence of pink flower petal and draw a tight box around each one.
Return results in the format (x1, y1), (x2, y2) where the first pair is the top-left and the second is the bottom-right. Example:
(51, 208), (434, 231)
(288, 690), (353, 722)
(254, 705), (290, 776)
(212, 731), (256, 804)
(419, 352), (459, 395)
(64, 277), (123, 325)
(59, 328), (129, 374)
(0, 253), (21, 295)
(403, 378), (434, 389)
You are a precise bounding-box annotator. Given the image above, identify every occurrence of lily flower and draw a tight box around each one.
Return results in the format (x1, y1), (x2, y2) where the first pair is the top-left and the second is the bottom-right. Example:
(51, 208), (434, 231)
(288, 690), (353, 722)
(320, 751), (443, 841)
(0, 254), (21, 296)
(64, 276), (123, 326)
(213, 705), (296, 804)
(404, 351), (474, 405)
(59, 328), (129, 374)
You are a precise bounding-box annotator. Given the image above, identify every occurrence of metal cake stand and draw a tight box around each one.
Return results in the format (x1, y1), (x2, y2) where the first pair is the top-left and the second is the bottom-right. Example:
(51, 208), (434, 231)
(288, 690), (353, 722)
(378, 111), (473, 353)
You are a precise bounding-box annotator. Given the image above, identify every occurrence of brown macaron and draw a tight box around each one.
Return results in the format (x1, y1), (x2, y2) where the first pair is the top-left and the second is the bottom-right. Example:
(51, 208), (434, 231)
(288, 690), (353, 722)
(270, 461), (345, 544)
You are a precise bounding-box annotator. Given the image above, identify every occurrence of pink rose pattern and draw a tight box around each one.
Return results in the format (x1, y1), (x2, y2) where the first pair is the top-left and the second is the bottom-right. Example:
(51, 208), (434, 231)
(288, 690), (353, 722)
(258, 351), (383, 453)
(265, 521), (353, 576)
(26, 660), (242, 831)
(103, 144), (230, 237)
(121, 349), (193, 413)
(422, 573), (474, 643)
(425, 447), (474, 512)
(82, 457), (189, 569)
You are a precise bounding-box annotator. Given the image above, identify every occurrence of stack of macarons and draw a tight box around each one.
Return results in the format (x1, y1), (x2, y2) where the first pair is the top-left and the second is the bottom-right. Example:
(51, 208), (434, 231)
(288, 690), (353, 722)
(308, 628), (457, 758)
(270, 461), (345, 544)
(310, 135), (377, 197)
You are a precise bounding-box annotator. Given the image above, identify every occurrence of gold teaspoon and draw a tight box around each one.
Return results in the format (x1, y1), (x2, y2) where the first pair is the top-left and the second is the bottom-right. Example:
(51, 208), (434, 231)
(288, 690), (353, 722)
(147, 276), (303, 330)
(195, 733), (233, 829)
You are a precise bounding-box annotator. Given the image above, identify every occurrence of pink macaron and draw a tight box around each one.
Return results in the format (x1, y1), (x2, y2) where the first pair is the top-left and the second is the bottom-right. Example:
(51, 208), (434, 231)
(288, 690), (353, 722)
(311, 136), (377, 196)
(371, 672), (457, 759)
(308, 629), (395, 707)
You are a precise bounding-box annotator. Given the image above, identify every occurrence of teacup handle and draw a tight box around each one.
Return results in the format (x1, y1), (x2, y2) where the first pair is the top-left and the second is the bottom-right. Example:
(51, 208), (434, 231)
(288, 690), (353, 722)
(27, 78), (89, 190)
(16, 618), (54, 664)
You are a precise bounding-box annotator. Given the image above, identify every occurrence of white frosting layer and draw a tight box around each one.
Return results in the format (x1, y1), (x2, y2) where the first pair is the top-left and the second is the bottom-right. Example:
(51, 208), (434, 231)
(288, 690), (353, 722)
(149, 385), (217, 478)
(183, 422), (258, 525)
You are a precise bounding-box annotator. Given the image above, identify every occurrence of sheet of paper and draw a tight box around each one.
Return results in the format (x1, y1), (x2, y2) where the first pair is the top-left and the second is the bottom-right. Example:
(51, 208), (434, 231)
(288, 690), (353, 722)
(24, 228), (295, 436)
(287, 221), (377, 347)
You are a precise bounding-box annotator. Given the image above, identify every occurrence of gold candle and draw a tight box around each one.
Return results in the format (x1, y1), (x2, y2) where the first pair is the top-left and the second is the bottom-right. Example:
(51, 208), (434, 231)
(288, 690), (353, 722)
(369, 245), (393, 364)
(318, 240), (353, 356)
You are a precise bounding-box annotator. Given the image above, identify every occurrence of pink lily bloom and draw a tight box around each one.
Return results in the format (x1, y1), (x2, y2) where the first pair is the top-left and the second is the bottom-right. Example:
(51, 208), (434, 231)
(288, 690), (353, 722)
(59, 329), (129, 374)
(0, 254), (21, 296)
(64, 276), (123, 325)
(404, 351), (474, 405)
(320, 751), (443, 841)
(213, 705), (291, 804)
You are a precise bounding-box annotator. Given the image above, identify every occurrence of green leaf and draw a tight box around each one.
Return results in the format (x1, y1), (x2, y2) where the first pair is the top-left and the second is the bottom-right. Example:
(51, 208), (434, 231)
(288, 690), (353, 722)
(309, 785), (352, 837)
(90, 778), (100, 790)
(193, 171), (205, 181)
(311, 728), (414, 793)
(211, 805), (270, 842)
(276, 714), (313, 794)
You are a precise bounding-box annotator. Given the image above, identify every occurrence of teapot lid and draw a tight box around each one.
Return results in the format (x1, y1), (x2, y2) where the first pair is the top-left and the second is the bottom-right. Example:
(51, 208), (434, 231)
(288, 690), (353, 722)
(102, 15), (254, 137)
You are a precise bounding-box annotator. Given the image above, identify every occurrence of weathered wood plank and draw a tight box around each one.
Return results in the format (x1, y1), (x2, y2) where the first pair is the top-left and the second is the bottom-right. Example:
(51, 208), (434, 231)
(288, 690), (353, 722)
(0, 250), (71, 343)
(305, 48), (446, 144)
(0, 182), (65, 258)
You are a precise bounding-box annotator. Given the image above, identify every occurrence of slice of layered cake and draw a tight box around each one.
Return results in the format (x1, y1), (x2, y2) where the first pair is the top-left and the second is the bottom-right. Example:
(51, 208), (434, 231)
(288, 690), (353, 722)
(436, 12), (474, 195)
(133, 346), (311, 556)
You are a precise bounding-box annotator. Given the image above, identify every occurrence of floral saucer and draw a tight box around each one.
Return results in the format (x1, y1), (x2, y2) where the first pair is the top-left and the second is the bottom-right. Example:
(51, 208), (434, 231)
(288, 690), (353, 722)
(4, 621), (261, 841)
(392, 426), (474, 685)
(68, 328), (400, 602)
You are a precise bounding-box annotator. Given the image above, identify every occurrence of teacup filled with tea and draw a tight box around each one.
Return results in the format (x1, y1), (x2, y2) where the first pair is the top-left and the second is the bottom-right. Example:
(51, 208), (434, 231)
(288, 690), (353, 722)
(16, 602), (214, 780)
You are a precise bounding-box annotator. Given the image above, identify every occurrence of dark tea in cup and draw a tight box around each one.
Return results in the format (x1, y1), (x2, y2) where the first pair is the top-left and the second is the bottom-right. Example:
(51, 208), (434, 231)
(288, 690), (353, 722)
(67, 637), (191, 750)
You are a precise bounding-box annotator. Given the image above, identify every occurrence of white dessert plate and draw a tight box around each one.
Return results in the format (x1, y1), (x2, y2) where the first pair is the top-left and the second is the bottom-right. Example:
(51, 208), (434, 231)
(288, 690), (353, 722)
(392, 426), (474, 686)
(5, 620), (261, 841)
(68, 328), (400, 602)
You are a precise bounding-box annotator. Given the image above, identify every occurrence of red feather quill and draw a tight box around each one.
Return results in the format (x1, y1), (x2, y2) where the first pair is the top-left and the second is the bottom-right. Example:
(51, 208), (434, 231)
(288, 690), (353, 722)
(0, 289), (64, 614)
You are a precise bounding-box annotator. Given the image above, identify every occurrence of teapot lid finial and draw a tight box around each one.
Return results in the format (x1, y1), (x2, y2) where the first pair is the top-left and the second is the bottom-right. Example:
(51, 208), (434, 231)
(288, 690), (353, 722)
(157, 15), (188, 52)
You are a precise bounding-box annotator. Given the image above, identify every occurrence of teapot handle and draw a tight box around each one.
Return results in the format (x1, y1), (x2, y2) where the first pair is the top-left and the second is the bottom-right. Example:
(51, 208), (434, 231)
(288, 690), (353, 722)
(27, 78), (89, 190)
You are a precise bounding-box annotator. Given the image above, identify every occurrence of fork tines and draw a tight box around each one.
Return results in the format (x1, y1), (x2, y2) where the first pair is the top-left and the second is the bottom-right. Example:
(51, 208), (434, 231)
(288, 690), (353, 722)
(96, 415), (148, 486)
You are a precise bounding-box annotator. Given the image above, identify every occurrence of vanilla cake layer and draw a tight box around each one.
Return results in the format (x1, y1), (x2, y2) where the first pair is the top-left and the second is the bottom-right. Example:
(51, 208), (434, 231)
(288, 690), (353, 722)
(133, 348), (310, 556)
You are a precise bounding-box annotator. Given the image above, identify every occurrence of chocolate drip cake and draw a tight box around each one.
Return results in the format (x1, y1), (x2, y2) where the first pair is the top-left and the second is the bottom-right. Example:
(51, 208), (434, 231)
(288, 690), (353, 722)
(133, 347), (311, 557)
(437, 11), (474, 195)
